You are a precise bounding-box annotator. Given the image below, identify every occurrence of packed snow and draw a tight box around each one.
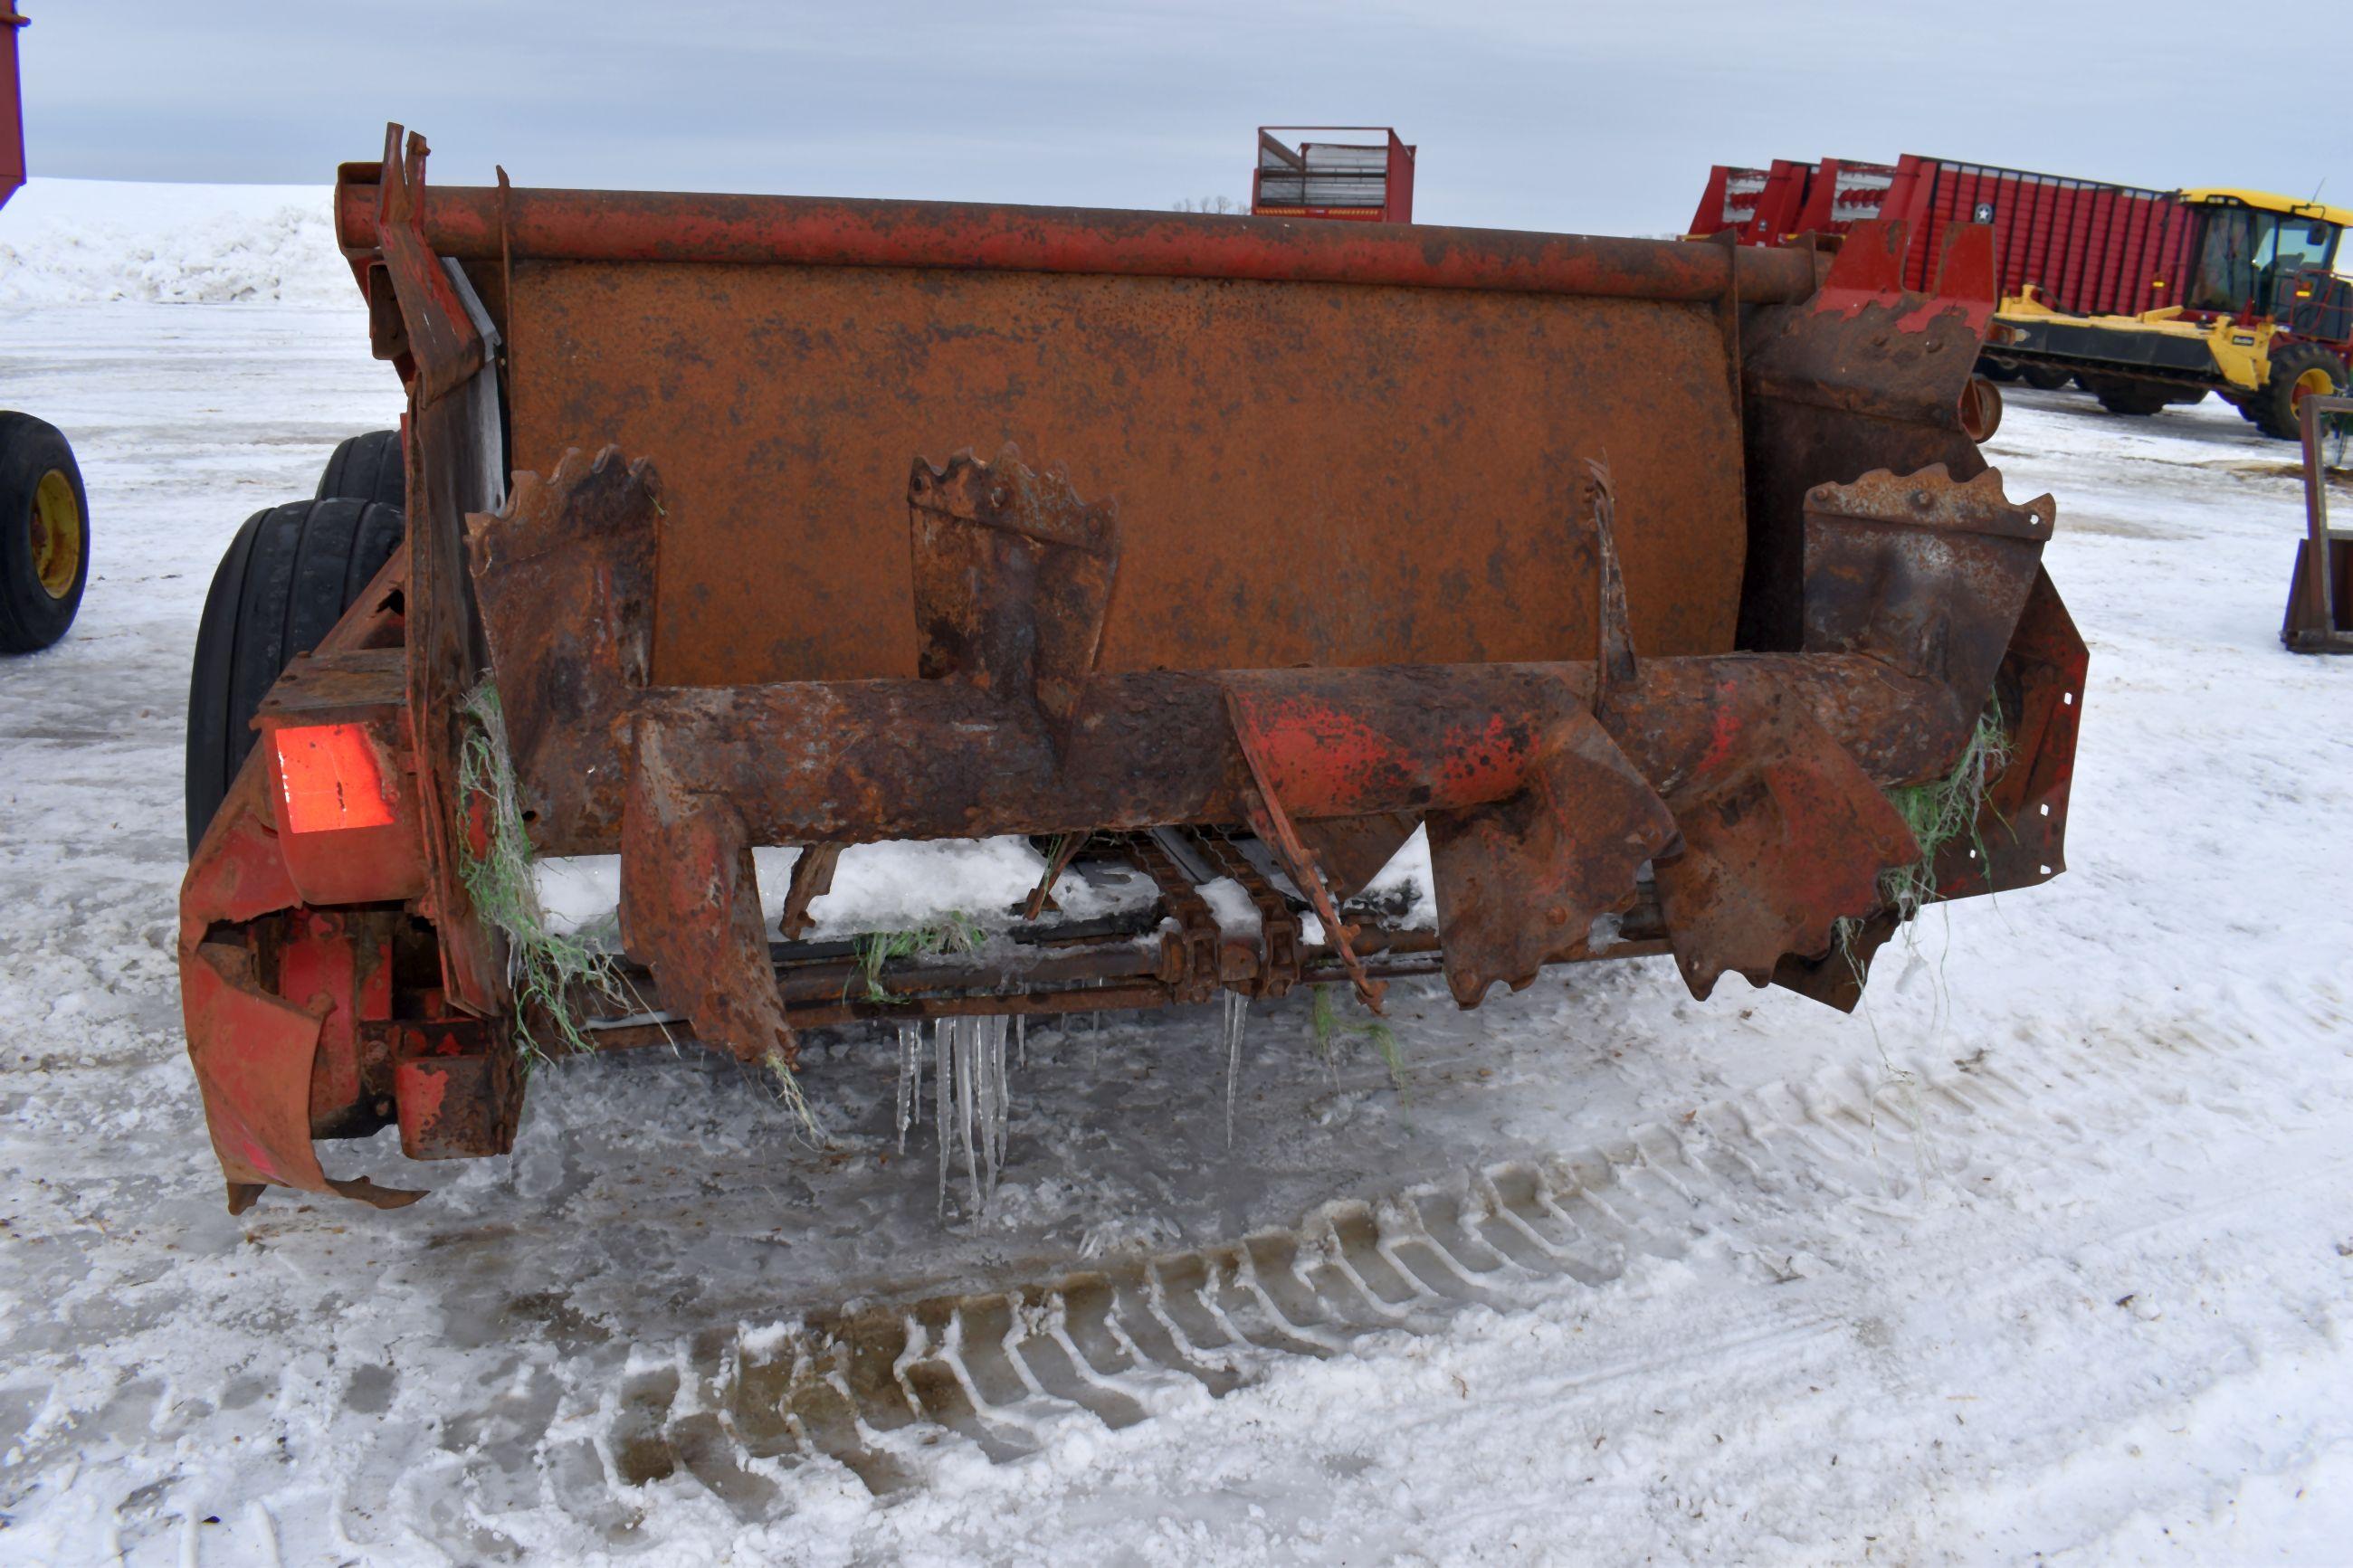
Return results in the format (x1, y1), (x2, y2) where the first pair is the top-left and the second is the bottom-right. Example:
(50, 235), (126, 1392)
(1, 184), (2349, 1567)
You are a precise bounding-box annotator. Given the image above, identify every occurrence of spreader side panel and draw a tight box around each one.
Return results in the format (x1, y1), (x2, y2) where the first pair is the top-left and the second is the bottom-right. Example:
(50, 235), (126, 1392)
(505, 260), (1748, 688)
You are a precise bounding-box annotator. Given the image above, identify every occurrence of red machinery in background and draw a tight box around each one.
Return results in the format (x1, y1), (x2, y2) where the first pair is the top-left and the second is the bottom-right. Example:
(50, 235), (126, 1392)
(1691, 153), (2351, 438)
(0, 3), (91, 653)
(1251, 128), (1415, 223)
(1691, 158), (1892, 246)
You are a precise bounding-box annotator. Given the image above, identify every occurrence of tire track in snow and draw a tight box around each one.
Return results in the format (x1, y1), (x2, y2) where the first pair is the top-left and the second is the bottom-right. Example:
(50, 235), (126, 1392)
(592, 1015), (2297, 1505)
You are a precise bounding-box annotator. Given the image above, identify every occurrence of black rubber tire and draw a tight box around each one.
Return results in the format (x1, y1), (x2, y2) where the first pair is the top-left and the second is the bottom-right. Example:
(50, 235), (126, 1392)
(2246, 343), (2349, 442)
(1977, 357), (2023, 383)
(185, 497), (406, 852)
(2019, 364), (2073, 392)
(0, 412), (91, 654)
(316, 429), (406, 508)
(2085, 377), (2173, 417)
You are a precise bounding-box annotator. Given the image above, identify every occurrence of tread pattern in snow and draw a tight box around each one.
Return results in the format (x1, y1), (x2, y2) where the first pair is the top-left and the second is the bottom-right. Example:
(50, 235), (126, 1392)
(612, 1036), (2125, 1496)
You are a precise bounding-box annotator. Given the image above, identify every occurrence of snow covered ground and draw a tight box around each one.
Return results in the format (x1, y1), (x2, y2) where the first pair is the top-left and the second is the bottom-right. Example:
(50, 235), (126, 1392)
(0, 184), (2349, 1566)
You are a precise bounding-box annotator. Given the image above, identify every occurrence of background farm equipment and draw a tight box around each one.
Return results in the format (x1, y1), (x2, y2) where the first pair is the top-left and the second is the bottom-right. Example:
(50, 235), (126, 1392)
(1691, 155), (2353, 439)
(1250, 127), (1414, 222)
(175, 126), (2083, 1212)
(0, 4), (90, 653)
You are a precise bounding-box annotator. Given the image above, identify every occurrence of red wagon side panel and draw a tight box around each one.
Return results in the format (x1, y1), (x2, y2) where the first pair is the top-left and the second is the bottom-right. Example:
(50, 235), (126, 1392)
(1896, 157), (2196, 318)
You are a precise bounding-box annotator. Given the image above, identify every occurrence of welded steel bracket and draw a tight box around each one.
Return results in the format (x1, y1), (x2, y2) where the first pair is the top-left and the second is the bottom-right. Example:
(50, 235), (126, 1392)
(908, 445), (1118, 756)
(466, 444), (660, 850)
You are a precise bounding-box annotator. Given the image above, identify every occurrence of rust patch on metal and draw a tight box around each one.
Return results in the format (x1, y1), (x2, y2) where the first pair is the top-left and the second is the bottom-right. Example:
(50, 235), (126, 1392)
(1426, 708), (1678, 1006)
(909, 446), (1118, 755)
(467, 444), (659, 849)
(778, 842), (843, 940)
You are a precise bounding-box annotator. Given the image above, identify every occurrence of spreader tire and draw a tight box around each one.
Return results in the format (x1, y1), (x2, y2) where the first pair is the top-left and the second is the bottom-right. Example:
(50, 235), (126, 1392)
(316, 428), (406, 509)
(185, 496), (406, 852)
(2018, 364), (2072, 392)
(1977, 357), (2023, 383)
(2246, 343), (2348, 442)
(0, 412), (91, 654)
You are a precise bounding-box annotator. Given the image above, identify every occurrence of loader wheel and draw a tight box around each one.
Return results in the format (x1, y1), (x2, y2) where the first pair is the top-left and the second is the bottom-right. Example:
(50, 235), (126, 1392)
(2086, 377), (2173, 417)
(316, 428), (406, 509)
(2246, 344), (2348, 442)
(185, 496), (406, 852)
(2018, 365), (2072, 392)
(0, 413), (91, 654)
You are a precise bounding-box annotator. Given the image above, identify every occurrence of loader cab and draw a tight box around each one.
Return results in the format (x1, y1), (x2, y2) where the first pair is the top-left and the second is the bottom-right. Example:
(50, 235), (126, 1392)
(2179, 190), (2347, 320)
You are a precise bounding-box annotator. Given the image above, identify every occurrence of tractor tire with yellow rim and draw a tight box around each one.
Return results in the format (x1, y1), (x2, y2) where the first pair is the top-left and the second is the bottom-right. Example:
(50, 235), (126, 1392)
(0, 411), (90, 653)
(2247, 342), (2348, 442)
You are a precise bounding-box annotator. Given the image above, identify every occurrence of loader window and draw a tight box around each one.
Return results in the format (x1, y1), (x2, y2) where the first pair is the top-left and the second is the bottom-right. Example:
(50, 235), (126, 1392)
(2254, 220), (2339, 319)
(2187, 206), (2263, 314)
(2189, 208), (2343, 318)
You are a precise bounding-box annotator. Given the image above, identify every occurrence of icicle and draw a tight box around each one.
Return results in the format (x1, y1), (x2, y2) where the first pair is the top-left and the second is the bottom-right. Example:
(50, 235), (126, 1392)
(976, 1017), (998, 1199)
(896, 1022), (919, 1153)
(1015, 1012), (1027, 1069)
(956, 1016), (980, 1212)
(993, 1014), (1010, 1172)
(1223, 992), (1247, 1149)
(985, 1014), (1009, 1198)
(930, 1020), (944, 1213)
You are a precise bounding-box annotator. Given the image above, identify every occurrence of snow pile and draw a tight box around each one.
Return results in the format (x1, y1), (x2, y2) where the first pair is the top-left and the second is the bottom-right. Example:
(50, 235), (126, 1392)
(0, 178), (350, 307)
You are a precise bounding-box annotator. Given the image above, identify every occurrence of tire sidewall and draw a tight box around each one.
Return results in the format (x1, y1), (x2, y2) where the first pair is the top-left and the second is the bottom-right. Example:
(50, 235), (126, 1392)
(2257, 346), (2348, 440)
(0, 412), (90, 652)
(184, 494), (406, 851)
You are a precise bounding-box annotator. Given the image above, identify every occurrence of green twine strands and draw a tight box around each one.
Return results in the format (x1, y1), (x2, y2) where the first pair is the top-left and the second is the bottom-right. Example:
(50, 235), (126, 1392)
(453, 681), (633, 1067)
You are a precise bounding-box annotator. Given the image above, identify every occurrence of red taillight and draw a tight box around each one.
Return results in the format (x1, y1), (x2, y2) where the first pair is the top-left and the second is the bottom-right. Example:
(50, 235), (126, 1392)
(272, 723), (395, 833)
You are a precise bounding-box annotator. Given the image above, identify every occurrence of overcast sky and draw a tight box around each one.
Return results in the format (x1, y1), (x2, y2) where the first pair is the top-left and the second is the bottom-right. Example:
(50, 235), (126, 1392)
(21, 1), (2348, 235)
